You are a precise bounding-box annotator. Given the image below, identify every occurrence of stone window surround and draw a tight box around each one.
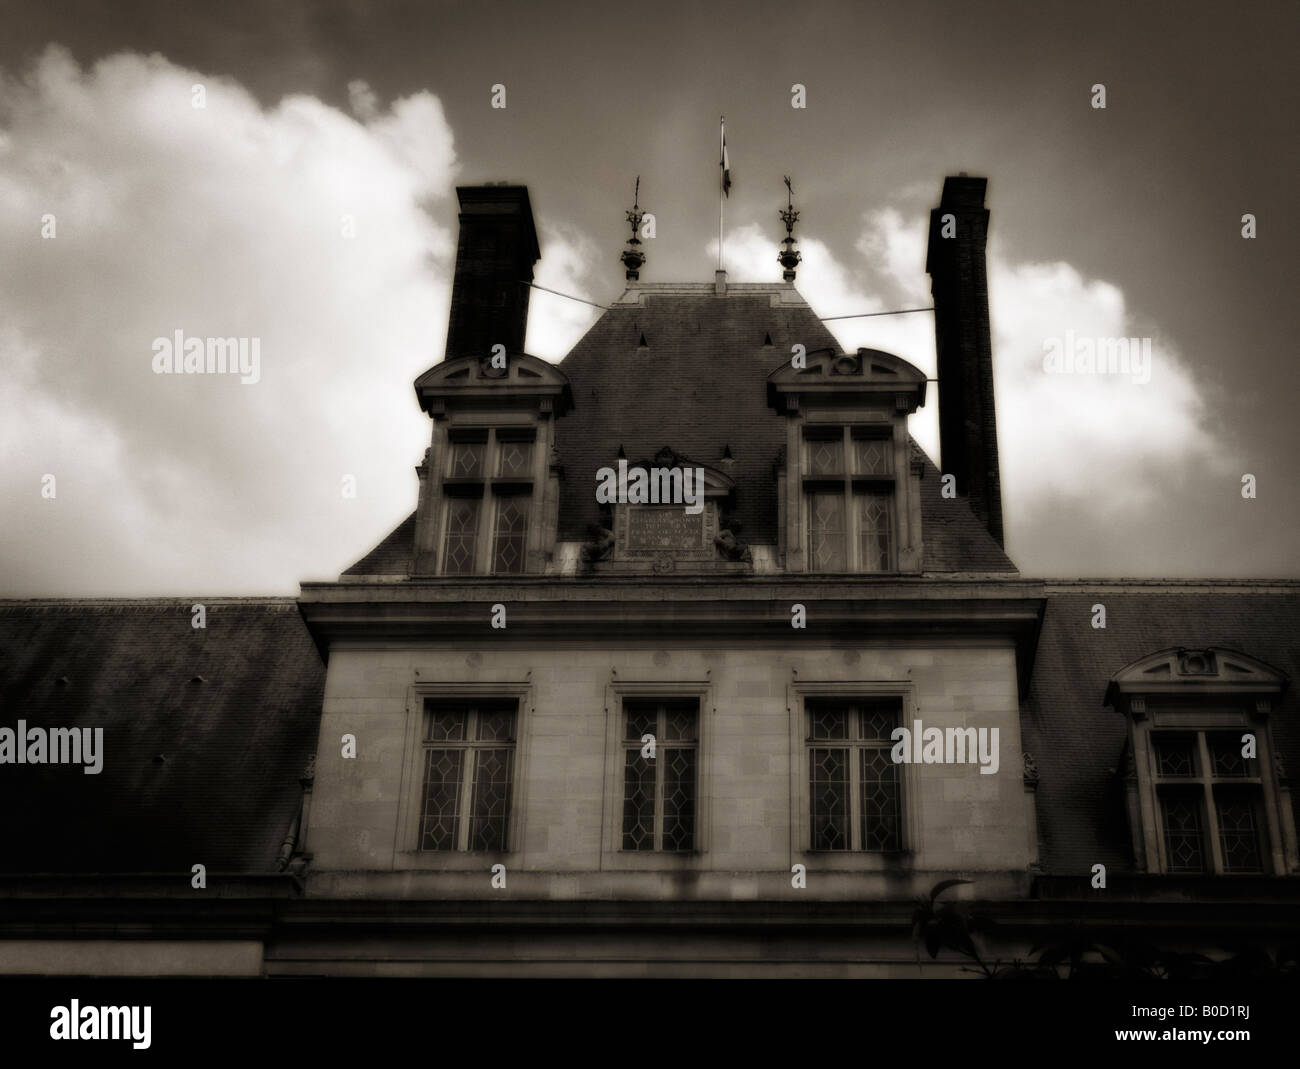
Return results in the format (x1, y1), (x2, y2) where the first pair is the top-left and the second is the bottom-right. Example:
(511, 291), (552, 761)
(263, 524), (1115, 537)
(600, 679), (714, 870)
(787, 680), (921, 871)
(394, 681), (535, 871)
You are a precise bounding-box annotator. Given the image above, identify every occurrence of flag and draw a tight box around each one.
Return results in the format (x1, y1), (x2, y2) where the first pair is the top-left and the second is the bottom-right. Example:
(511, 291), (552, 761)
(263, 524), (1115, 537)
(720, 119), (731, 198)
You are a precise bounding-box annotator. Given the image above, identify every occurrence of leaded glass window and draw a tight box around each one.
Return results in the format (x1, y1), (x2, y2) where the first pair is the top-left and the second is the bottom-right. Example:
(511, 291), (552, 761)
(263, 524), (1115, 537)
(1152, 729), (1267, 875)
(438, 429), (535, 574)
(1154, 734), (1196, 777)
(420, 701), (517, 851)
(1160, 790), (1205, 873)
(808, 491), (846, 571)
(442, 496), (479, 576)
(807, 698), (902, 852)
(450, 440), (485, 478)
(853, 436), (892, 476)
(1214, 788), (1263, 873)
(858, 492), (892, 573)
(492, 493), (530, 574)
(802, 427), (895, 572)
(621, 699), (698, 852)
(497, 439), (534, 478)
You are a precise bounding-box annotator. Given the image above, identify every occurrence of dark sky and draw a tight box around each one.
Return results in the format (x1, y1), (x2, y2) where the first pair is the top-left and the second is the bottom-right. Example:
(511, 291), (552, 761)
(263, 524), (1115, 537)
(1, 0), (1296, 591)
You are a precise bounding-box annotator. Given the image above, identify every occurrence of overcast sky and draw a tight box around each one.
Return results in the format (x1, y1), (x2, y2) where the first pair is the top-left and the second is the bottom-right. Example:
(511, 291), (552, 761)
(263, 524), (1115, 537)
(1, 0), (1296, 595)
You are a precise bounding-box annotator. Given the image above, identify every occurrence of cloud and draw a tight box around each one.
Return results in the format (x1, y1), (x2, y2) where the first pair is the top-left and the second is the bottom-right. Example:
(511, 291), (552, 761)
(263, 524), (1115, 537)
(705, 206), (1237, 575)
(525, 222), (602, 361)
(0, 46), (458, 594)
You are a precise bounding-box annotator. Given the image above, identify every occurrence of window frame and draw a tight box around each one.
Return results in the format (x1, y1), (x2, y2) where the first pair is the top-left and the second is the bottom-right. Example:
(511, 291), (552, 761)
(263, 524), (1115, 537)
(1147, 719), (1272, 875)
(437, 426), (537, 576)
(801, 425), (897, 574)
(789, 681), (918, 870)
(395, 682), (533, 870)
(601, 680), (712, 869)
(619, 698), (700, 853)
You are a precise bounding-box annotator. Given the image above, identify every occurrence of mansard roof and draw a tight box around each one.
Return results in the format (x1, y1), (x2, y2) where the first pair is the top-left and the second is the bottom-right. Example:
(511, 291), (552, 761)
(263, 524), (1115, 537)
(345, 280), (1015, 576)
(0, 599), (323, 873)
(556, 285), (825, 545)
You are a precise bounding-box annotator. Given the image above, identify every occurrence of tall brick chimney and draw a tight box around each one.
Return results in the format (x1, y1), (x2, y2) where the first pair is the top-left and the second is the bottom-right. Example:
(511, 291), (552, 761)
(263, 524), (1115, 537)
(444, 185), (540, 361)
(925, 175), (1004, 547)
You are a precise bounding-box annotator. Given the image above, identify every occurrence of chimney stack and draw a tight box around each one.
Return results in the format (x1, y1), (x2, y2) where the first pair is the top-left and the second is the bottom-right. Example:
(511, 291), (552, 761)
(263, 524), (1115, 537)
(926, 175), (1004, 547)
(444, 185), (540, 361)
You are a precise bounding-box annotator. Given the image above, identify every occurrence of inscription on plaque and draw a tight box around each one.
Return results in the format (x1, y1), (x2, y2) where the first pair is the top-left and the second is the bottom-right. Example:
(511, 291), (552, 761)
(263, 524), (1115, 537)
(626, 506), (704, 552)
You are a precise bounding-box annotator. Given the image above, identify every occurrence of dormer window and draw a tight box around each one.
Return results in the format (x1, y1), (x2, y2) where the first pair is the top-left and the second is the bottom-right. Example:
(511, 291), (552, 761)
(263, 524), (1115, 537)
(767, 347), (926, 575)
(1109, 647), (1297, 877)
(440, 428), (535, 575)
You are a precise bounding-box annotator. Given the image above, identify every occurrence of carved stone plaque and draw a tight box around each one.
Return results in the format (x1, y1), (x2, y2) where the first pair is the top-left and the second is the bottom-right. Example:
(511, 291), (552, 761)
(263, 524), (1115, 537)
(626, 507), (704, 551)
(616, 502), (718, 561)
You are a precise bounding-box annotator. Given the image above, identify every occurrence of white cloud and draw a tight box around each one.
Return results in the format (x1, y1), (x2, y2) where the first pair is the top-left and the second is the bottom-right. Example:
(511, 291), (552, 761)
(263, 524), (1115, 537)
(700, 207), (1236, 573)
(0, 46), (458, 594)
(525, 222), (602, 361)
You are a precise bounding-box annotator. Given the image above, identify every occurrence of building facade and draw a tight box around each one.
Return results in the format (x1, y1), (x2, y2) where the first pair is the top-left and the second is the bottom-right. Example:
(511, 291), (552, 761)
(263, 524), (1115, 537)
(2, 178), (1297, 978)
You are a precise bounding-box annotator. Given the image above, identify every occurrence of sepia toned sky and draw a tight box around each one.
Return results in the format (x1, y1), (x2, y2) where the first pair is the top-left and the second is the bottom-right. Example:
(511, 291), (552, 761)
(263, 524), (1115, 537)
(1, 0), (1296, 594)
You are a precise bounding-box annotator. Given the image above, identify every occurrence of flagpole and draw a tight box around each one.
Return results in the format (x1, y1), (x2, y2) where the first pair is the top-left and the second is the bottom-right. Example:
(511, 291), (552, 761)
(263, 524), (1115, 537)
(718, 116), (724, 272)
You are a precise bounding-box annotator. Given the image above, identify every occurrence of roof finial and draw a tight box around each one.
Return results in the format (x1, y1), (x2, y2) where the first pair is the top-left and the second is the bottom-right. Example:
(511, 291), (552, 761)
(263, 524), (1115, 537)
(778, 175), (802, 282)
(620, 175), (647, 281)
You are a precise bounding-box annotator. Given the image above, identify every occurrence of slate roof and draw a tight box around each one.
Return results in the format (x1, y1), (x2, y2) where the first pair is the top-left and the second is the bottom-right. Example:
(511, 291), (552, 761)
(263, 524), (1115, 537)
(344, 283), (1017, 575)
(1026, 583), (1300, 875)
(0, 599), (323, 873)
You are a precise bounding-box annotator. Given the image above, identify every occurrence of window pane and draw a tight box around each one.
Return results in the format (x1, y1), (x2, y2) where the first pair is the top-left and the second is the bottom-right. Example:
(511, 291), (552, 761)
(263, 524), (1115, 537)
(663, 703), (697, 742)
(810, 747), (849, 850)
(624, 703), (657, 743)
(809, 702), (849, 740)
(497, 439), (534, 478)
(808, 491), (846, 571)
(475, 704), (516, 742)
(858, 492), (892, 572)
(807, 437), (844, 475)
(420, 749), (465, 851)
(492, 494), (529, 574)
(853, 437), (892, 476)
(860, 747), (901, 851)
(1160, 791), (1206, 873)
(468, 748), (513, 851)
(426, 705), (467, 742)
(450, 441), (485, 478)
(1215, 789), (1264, 873)
(443, 497), (478, 575)
(1209, 733), (1255, 778)
(622, 750), (656, 850)
(1154, 734), (1197, 777)
(857, 699), (900, 741)
(661, 747), (696, 851)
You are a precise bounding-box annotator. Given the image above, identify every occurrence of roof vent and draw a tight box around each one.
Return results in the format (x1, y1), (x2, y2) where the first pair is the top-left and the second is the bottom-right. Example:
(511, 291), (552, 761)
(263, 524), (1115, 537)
(55, 676), (70, 687)
(190, 675), (205, 684)
(763, 332), (773, 347)
(638, 333), (648, 349)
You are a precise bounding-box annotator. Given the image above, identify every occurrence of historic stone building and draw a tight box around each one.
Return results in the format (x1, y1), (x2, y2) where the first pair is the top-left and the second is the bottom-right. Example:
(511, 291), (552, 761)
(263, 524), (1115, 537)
(2, 178), (1297, 977)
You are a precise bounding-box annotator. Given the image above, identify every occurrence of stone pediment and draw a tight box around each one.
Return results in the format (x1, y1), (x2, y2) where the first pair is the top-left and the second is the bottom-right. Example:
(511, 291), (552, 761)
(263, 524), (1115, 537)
(414, 352), (572, 417)
(767, 347), (927, 414)
(1106, 646), (1289, 712)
